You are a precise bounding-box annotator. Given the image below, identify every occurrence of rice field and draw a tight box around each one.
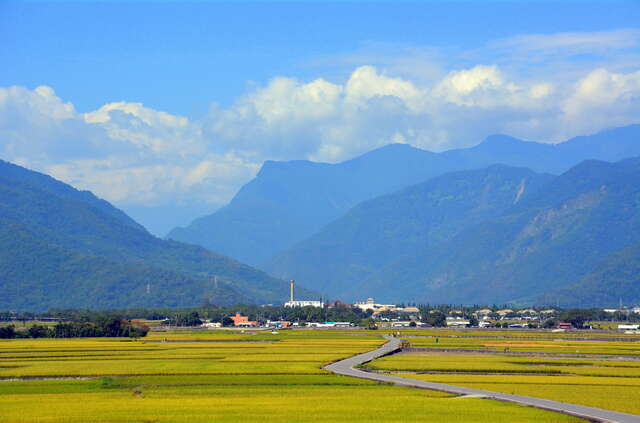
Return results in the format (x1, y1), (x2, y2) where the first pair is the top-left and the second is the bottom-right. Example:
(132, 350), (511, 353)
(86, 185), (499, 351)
(0, 328), (586, 423)
(403, 335), (640, 355)
(367, 329), (640, 415)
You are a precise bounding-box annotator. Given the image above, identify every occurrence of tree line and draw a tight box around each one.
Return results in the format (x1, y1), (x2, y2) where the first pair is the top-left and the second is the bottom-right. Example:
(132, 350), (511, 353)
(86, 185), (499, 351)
(0, 316), (149, 339)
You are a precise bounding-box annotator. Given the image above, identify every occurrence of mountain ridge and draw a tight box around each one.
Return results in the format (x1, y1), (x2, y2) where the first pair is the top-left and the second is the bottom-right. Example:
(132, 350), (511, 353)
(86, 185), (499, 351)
(0, 161), (316, 311)
(168, 124), (640, 267)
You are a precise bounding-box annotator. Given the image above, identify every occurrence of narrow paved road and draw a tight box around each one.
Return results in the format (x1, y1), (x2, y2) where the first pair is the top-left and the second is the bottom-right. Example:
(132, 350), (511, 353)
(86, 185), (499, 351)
(324, 336), (640, 423)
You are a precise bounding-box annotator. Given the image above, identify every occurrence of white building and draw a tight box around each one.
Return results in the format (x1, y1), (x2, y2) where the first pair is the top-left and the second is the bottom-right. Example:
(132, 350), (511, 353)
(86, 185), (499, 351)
(353, 297), (396, 312)
(283, 280), (323, 308)
(284, 300), (324, 308)
(201, 322), (221, 328)
(447, 320), (470, 327)
(307, 322), (351, 328)
(618, 324), (640, 330)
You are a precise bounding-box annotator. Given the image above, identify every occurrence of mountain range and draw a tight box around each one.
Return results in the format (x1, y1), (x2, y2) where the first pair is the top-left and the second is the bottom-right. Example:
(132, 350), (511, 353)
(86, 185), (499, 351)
(3, 124), (640, 310)
(0, 160), (314, 311)
(266, 157), (640, 307)
(168, 124), (640, 268)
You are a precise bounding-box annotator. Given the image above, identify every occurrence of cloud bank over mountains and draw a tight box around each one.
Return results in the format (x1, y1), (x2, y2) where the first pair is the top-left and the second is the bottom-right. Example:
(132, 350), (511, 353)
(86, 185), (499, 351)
(1, 30), (639, 210)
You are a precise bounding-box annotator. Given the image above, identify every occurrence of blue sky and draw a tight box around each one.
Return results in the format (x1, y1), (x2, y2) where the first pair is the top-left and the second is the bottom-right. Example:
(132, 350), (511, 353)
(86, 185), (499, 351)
(3, 1), (638, 114)
(1, 1), (639, 234)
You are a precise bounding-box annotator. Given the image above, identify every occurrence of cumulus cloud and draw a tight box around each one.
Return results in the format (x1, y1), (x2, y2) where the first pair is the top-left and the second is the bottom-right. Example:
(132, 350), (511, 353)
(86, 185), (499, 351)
(1, 30), (640, 213)
(204, 62), (615, 157)
(0, 85), (260, 208)
(561, 68), (640, 137)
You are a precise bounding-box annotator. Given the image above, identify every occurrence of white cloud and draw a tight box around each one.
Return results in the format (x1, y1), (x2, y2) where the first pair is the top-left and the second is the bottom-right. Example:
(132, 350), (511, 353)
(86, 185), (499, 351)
(2, 29), (640, 212)
(0, 85), (260, 208)
(494, 29), (640, 55)
(561, 68), (640, 137)
(344, 65), (421, 109)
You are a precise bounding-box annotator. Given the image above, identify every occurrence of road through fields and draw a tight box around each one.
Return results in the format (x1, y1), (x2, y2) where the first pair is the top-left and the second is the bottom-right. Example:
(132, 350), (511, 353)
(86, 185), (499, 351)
(324, 336), (640, 423)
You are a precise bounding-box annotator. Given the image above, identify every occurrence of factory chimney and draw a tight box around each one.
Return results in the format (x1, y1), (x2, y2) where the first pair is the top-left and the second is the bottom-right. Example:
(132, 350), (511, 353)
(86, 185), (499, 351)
(290, 280), (295, 302)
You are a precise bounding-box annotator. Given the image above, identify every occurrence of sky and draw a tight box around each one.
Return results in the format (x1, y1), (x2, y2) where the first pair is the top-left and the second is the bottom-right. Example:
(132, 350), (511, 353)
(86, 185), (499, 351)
(1, 0), (640, 235)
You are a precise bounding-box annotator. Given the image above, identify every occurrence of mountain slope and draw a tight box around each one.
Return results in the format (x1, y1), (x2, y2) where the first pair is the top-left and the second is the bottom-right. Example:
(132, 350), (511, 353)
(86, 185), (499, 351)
(264, 165), (554, 297)
(168, 124), (640, 266)
(0, 161), (313, 311)
(536, 240), (640, 308)
(360, 157), (640, 305)
(0, 218), (251, 311)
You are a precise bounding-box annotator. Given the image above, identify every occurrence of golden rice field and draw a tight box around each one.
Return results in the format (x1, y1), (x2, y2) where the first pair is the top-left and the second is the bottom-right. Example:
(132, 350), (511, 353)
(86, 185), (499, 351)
(393, 328), (640, 340)
(368, 330), (640, 415)
(403, 335), (640, 355)
(0, 328), (586, 423)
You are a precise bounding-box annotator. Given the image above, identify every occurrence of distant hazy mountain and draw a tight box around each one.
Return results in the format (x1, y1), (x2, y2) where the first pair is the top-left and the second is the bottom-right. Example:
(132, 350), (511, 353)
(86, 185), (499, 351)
(0, 160), (313, 311)
(168, 124), (640, 267)
(537, 240), (640, 308)
(348, 157), (640, 306)
(264, 165), (554, 298)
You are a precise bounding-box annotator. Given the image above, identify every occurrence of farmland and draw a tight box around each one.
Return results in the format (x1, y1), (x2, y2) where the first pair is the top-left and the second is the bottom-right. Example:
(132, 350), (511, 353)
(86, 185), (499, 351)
(367, 329), (640, 415)
(0, 328), (586, 423)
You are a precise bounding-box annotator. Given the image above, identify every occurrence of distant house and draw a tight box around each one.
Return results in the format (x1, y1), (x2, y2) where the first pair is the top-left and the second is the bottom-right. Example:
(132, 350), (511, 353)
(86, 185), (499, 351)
(201, 321), (221, 328)
(618, 324), (640, 331)
(230, 313), (258, 327)
(266, 320), (291, 328)
(354, 297), (397, 313)
(447, 320), (470, 327)
(307, 322), (352, 328)
(284, 300), (324, 308)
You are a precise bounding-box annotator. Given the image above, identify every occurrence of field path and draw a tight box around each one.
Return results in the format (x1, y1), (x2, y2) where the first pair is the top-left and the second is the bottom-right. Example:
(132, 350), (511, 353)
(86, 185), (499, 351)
(324, 335), (640, 423)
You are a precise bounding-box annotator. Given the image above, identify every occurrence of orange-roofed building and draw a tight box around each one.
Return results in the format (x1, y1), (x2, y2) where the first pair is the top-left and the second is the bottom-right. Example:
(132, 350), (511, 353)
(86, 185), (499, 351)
(230, 313), (258, 327)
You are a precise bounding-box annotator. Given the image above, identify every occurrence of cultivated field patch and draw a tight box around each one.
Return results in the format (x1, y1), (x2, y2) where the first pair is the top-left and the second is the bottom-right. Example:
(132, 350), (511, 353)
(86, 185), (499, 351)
(0, 329), (587, 422)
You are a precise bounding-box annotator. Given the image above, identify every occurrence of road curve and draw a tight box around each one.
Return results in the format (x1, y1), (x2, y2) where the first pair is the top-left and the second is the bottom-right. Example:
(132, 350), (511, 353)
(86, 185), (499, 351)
(324, 336), (640, 423)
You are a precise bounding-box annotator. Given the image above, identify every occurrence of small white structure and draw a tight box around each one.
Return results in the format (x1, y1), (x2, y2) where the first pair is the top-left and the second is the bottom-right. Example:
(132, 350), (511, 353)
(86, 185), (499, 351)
(284, 280), (324, 308)
(307, 322), (351, 328)
(353, 297), (396, 312)
(618, 324), (640, 330)
(285, 300), (324, 308)
(391, 322), (411, 327)
(447, 320), (470, 327)
(201, 322), (221, 328)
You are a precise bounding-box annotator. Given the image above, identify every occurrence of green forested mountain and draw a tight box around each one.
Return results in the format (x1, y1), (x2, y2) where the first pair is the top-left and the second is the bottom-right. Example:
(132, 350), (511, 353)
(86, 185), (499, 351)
(365, 158), (640, 305)
(0, 160), (312, 311)
(537, 241), (640, 307)
(169, 124), (640, 267)
(266, 158), (640, 306)
(264, 165), (553, 297)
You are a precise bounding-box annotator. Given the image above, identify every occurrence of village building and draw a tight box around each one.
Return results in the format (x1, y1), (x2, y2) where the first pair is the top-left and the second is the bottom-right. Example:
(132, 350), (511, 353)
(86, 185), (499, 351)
(201, 321), (222, 328)
(229, 313), (258, 328)
(283, 280), (324, 308)
(353, 297), (396, 312)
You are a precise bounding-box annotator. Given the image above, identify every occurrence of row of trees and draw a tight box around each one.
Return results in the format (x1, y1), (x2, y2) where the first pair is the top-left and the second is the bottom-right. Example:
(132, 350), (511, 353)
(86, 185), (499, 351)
(0, 317), (149, 339)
